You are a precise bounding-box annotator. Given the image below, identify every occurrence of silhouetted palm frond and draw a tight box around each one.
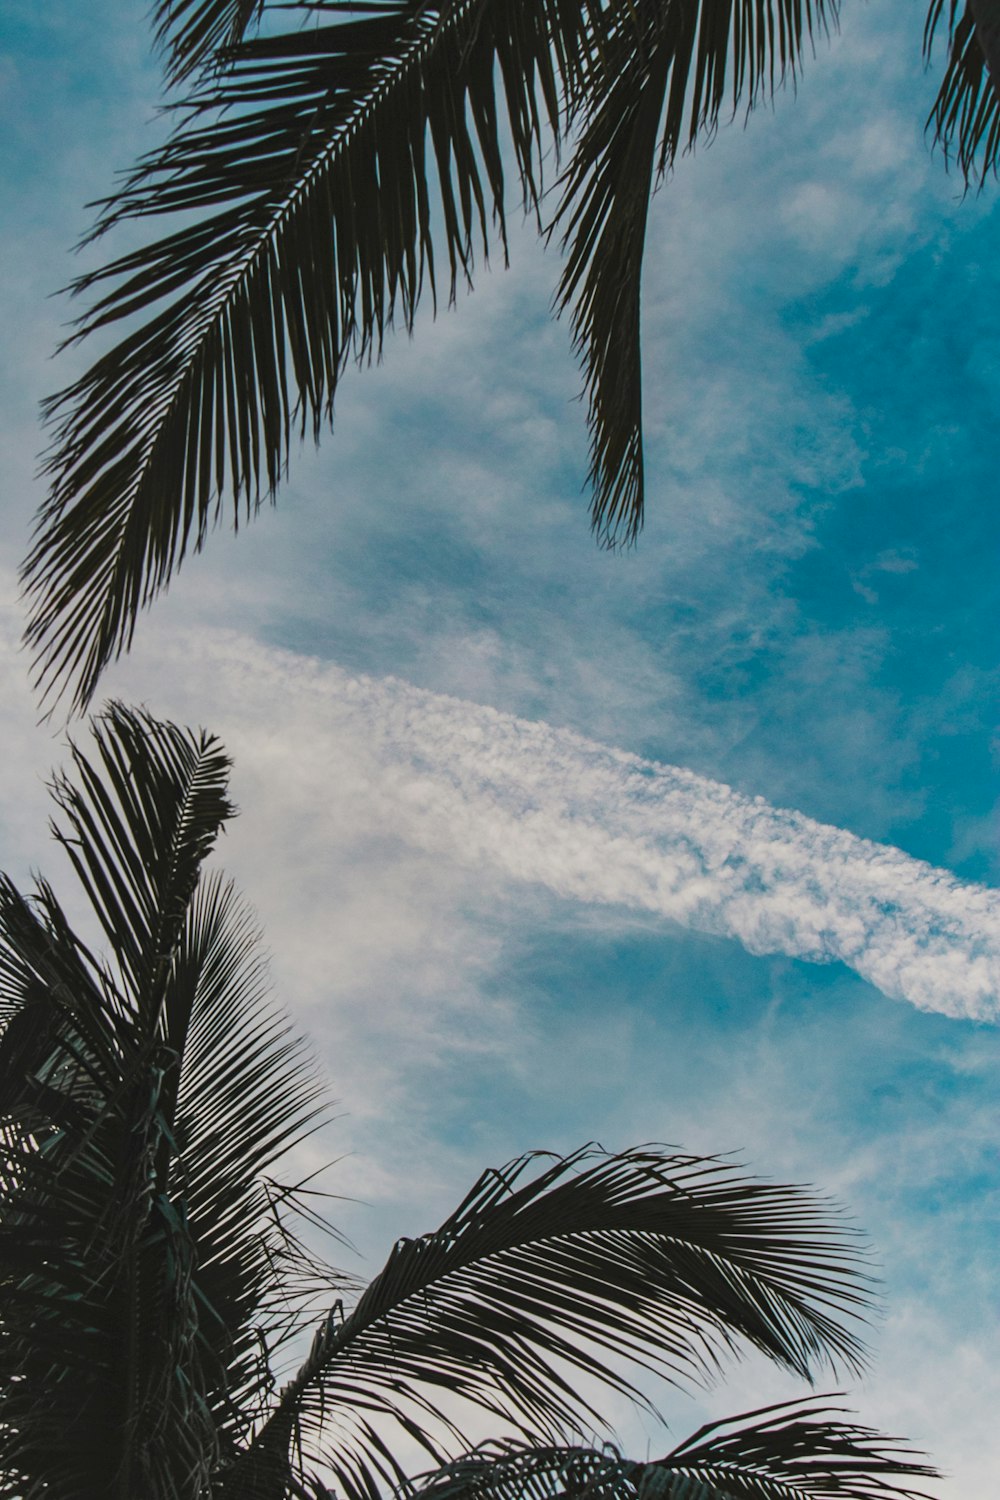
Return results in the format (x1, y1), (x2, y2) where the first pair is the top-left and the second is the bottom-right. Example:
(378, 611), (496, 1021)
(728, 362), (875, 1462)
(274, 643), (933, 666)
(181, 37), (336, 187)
(925, 0), (1000, 181)
(410, 1399), (938, 1500)
(152, 0), (268, 84)
(0, 705), (325, 1498)
(552, 0), (837, 540)
(27, 0), (839, 713)
(218, 1144), (874, 1499)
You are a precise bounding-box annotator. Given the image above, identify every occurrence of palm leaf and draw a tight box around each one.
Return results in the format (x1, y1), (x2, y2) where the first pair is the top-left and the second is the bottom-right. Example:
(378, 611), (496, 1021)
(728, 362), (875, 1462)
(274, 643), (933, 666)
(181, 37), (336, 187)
(408, 1399), (938, 1500)
(26, 0), (566, 714)
(650, 1399), (937, 1500)
(153, 869), (331, 1452)
(152, 0), (268, 84)
(218, 1146), (873, 1500)
(0, 849), (218, 1498)
(553, 0), (838, 542)
(47, 701), (234, 1005)
(0, 705), (325, 1498)
(27, 0), (837, 713)
(925, 0), (1000, 181)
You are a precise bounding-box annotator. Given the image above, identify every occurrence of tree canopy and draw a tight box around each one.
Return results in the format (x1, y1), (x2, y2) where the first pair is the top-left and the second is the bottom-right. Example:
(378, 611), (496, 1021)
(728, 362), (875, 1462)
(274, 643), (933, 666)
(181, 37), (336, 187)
(0, 705), (939, 1498)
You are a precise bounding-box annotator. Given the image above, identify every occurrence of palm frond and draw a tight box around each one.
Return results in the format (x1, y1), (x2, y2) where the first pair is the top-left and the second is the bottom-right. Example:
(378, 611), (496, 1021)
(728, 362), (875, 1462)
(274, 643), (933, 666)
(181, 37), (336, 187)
(219, 1146), (873, 1500)
(26, 0), (568, 714)
(152, 0), (268, 85)
(409, 1399), (938, 1500)
(0, 865), (218, 1498)
(27, 0), (838, 713)
(48, 700), (234, 1006)
(157, 869), (330, 1446)
(553, 0), (838, 543)
(925, 0), (1000, 182)
(654, 1398), (938, 1500)
(0, 706), (326, 1498)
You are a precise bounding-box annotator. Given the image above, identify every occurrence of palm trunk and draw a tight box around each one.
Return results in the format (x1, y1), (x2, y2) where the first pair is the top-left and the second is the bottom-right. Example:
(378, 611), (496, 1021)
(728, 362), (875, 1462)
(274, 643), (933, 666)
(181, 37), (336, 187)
(968, 0), (1000, 95)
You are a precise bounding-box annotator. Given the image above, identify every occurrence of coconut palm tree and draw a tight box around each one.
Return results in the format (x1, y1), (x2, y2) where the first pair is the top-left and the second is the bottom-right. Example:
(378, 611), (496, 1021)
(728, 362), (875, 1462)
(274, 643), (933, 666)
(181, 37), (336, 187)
(23, 0), (1000, 714)
(0, 704), (938, 1499)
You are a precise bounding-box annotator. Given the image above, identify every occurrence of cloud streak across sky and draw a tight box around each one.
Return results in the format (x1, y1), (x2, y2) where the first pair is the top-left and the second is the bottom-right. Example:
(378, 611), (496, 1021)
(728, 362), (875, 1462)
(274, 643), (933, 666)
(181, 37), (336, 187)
(155, 633), (1000, 1022)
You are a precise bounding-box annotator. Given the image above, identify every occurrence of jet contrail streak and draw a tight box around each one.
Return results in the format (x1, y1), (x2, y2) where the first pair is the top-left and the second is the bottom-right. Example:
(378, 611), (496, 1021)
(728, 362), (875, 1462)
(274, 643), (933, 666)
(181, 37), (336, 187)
(129, 632), (1000, 1021)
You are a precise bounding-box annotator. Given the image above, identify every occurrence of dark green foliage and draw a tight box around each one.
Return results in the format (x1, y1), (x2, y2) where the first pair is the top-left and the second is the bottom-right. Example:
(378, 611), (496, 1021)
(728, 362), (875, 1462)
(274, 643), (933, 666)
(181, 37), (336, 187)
(0, 708), (939, 1496)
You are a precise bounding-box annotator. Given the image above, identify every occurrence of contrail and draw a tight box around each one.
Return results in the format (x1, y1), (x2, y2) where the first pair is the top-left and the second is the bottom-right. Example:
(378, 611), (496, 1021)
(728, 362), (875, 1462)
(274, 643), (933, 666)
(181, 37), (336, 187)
(132, 631), (1000, 1021)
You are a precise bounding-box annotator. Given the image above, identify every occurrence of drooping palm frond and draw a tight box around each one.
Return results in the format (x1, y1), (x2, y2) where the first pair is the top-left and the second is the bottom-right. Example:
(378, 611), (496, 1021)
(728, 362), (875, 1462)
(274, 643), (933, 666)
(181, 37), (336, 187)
(26, 0), (568, 715)
(649, 1399), (937, 1500)
(0, 705), (326, 1499)
(27, 0), (839, 714)
(925, 0), (1000, 181)
(215, 1145), (874, 1500)
(553, 0), (838, 542)
(408, 1399), (938, 1500)
(152, 0), (267, 84)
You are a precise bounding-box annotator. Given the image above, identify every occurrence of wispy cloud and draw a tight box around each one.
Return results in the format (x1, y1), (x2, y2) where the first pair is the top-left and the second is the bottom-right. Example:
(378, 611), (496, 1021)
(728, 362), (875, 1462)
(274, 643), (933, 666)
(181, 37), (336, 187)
(113, 630), (1000, 1022)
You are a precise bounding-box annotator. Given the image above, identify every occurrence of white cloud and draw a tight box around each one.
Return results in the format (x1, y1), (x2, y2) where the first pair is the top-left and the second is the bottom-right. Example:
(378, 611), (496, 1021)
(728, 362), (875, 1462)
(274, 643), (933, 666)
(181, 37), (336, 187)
(104, 627), (1000, 1022)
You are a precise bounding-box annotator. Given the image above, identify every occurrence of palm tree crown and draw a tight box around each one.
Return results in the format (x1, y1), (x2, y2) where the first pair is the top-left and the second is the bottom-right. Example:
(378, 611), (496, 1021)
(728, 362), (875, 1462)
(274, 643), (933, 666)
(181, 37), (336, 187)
(0, 705), (939, 1499)
(23, 0), (1000, 713)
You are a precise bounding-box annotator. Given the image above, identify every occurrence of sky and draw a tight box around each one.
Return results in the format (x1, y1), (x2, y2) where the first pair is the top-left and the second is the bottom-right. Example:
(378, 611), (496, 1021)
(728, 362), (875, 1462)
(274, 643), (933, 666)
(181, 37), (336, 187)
(2, 1), (1000, 1493)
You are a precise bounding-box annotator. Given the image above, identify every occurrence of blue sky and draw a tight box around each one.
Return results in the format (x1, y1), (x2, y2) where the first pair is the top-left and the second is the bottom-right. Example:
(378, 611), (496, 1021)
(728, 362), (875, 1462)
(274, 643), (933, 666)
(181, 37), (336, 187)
(3, 0), (1000, 1492)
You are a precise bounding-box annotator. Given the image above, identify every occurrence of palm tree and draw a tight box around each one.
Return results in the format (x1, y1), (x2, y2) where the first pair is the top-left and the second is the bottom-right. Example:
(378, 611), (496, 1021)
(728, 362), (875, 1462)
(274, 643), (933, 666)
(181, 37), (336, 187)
(23, 0), (1000, 714)
(0, 705), (939, 1499)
